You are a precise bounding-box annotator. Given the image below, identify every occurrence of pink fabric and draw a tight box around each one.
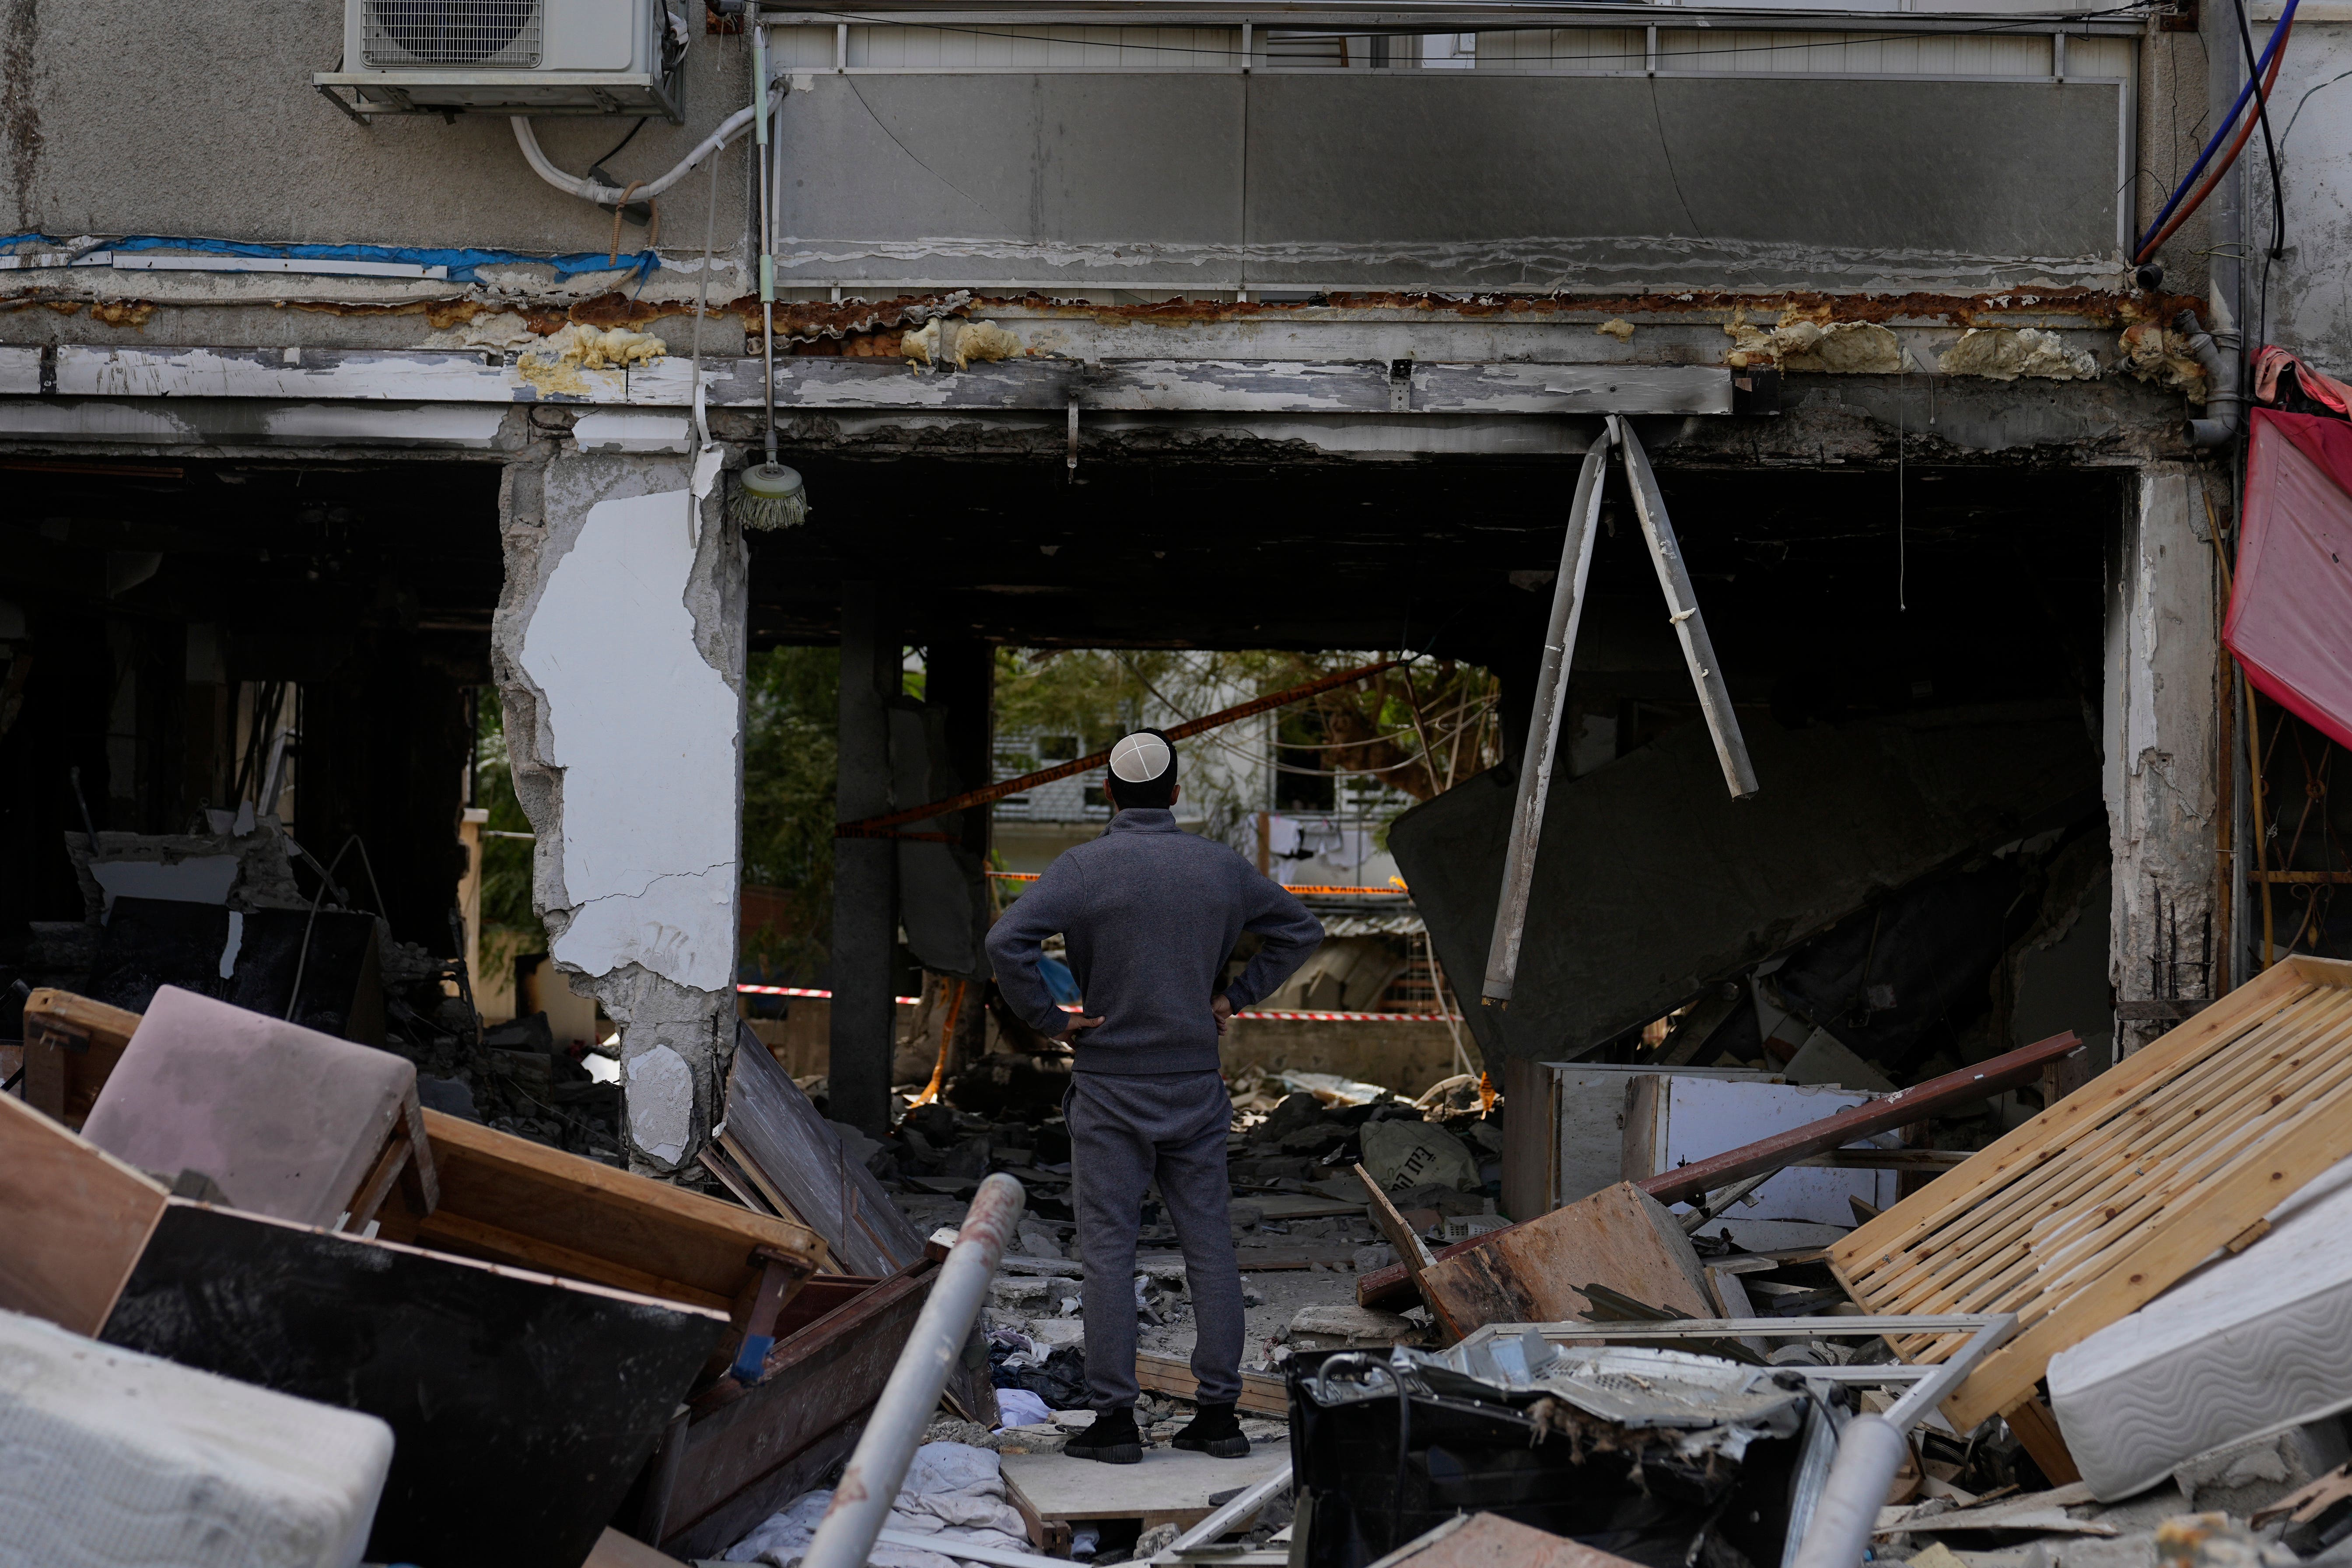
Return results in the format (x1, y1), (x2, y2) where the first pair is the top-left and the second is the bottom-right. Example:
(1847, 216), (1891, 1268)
(2227, 410), (2352, 753)
(2253, 346), (2352, 417)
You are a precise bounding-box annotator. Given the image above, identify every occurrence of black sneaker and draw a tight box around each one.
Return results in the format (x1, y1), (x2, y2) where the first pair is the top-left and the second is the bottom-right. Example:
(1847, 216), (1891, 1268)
(1169, 1401), (1250, 1459)
(1064, 1406), (1144, 1465)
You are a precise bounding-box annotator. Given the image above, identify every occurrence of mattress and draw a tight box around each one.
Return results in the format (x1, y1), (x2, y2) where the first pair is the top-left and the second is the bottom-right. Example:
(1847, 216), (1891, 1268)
(2048, 1156), (2352, 1500)
(0, 1307), (394, 1567)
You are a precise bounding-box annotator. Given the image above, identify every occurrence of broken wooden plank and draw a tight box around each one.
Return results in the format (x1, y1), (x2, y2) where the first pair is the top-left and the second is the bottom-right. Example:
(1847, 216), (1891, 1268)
(1001, 1446), (1292, 1530)
(1354, 1162), (1438, 1305)
(1371, 1512), (1652, 1568)
(1135, 1350), (1288, 1418)
(1833, 959), (2352, 1431)
(1412, 1181), (1714, 1340)
(724, 1022), (926, 1278)
(0, 1090), (169, 1336)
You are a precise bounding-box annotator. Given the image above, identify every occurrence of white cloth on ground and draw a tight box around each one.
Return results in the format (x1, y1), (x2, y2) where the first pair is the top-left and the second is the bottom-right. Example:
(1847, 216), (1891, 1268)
(994, 1387), (1052, 1430)
(725, 1442), (1034, 1568)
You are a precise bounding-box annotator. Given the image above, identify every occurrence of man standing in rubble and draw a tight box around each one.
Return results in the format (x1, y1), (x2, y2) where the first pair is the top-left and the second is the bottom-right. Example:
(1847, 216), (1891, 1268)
(986, 728), (1323, 1464)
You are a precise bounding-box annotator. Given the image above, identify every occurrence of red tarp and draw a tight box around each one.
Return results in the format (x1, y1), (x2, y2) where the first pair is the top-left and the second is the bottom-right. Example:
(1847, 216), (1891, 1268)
(2228, 409), (2352, 752)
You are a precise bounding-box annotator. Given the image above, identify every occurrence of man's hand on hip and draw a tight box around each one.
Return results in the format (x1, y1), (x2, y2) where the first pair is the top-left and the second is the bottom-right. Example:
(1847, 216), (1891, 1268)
(1212, 994), (1234, 1036)
(1056, 1012), (1104, 1044)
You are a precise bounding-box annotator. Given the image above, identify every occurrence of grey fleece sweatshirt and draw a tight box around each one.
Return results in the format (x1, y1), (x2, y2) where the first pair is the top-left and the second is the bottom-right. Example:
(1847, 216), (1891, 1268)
(985, 808), (1325, 1075)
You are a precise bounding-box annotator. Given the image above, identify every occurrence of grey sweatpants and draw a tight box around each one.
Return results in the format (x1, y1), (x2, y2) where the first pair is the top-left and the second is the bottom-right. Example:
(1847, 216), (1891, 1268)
(1065, 1069), (1244, 1412)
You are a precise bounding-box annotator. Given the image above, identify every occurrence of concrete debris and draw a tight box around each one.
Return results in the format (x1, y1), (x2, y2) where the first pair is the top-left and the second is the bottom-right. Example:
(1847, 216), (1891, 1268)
(1938, 326), (2099, 381)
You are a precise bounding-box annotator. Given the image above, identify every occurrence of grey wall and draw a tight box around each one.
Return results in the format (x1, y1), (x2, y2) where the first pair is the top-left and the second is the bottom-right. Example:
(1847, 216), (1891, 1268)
(2265, 19), (2352, 369)
(3, 1), (752, 253)
(775, 71), (2127, 291)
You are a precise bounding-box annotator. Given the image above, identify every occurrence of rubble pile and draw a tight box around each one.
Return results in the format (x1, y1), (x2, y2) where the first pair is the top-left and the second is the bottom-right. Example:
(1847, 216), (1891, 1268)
(13, 955), (2352, 1568)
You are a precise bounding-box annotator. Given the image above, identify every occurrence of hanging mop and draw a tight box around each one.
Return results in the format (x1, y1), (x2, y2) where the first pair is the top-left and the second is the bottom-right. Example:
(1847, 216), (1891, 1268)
(731, 15), (808, 532)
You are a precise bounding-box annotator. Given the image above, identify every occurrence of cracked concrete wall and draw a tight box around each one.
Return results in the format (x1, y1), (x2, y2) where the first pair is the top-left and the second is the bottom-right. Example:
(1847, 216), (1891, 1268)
(2267, 20), (2352, 368)
(492, 446), (747, 1171)
(2105, 465), (2222, 1057)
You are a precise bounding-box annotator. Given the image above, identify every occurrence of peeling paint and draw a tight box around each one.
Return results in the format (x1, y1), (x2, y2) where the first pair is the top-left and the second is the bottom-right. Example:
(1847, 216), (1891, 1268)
(1939, 327), (2100, 382)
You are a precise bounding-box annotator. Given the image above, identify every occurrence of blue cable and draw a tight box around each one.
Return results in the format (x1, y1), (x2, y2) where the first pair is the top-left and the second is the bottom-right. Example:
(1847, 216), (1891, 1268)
(0, 232), (660, 284)
(2134, 0), (2298, 259)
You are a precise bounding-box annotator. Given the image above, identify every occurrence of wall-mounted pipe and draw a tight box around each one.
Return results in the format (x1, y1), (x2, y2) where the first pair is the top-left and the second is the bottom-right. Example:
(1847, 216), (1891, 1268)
(2183, 295), (2244, 449)
(510, 106), (759, 206)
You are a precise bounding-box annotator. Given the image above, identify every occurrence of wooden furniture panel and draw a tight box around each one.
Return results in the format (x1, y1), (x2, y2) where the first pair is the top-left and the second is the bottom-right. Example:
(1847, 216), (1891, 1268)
(658, 1261), (940, 1558)
(0, 1091), (168, 1335)
(102, 1199), (725, 1568)
(374, 1110), (826, 1378)
(1830, 957), (2352, 1430)
(21, 987), (140, 1129)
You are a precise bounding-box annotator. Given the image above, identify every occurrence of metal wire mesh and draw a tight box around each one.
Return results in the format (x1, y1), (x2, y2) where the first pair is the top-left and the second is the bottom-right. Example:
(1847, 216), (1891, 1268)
(363, 0), (542, 67)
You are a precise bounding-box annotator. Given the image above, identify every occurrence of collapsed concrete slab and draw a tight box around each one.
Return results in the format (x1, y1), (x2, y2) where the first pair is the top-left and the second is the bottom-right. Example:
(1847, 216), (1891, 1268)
(1391, 700), (2098, 1064)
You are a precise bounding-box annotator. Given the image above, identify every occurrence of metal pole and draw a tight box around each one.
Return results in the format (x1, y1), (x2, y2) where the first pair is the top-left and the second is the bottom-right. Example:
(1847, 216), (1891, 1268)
(1610, 416), (1760, 800)
(1479, 427), (1614, 1006)
(802, 1173), (1028, 1568)
(1788, 1311), (2016, 1568)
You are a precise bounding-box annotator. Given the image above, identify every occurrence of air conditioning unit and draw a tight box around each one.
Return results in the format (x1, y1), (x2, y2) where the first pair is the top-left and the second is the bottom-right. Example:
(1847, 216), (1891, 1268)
(316, 0), (689, 122)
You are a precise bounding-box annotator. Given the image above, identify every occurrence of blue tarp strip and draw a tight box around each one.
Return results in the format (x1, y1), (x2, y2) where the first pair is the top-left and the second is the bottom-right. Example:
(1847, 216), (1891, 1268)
(2, 233), (658, 284)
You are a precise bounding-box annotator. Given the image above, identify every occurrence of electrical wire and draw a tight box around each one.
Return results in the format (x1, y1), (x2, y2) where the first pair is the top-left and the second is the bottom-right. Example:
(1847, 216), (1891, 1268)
(2132, 0), (2297, 261)
(2229, 0), (2287, 260)
(2134, 18), (2292, 266)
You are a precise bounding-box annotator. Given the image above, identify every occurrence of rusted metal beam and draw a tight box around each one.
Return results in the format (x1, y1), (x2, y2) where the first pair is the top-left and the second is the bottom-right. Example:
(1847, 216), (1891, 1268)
(1635, 1031), (2083, 1208)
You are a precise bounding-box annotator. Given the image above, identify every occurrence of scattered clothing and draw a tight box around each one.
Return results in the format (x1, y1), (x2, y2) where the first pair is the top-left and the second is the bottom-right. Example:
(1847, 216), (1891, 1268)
(725, 1443), (1032, 1568)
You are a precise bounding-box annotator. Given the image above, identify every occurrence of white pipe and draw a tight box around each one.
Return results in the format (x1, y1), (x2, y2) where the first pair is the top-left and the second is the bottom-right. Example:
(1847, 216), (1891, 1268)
(801, 1172), (1027, 1568)
(509, 106), (759, 206)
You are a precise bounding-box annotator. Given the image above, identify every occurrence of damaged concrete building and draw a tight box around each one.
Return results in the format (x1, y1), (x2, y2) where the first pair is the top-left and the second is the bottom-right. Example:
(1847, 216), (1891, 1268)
(3, 0), (2343, 1187)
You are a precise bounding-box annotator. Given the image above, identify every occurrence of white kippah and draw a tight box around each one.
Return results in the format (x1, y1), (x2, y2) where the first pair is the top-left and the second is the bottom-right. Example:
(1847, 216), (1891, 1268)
(1109, 732), (1173, 783)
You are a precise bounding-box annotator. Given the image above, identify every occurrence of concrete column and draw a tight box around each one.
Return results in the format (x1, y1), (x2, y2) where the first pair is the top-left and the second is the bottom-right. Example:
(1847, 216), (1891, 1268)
(831, 581), (898, 1136)
(2105, 466), (2223, 1057)
(491, 449), (747, 1173)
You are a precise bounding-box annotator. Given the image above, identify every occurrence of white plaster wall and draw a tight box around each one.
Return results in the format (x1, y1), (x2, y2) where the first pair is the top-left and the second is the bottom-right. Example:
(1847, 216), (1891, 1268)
(2105, 466), (2223, 1053)
(519, 486), (740, 994)
(492, 448), (747, 1171)
(2264, 19), (2352, 369)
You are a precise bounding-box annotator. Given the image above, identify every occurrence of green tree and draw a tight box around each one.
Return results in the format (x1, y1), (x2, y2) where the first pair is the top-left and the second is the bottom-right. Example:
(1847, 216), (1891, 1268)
(740, 646), (840, 980)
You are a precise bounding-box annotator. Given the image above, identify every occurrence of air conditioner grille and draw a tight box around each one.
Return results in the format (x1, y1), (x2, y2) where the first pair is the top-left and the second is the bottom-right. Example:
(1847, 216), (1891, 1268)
(364, 0), (543, 68)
